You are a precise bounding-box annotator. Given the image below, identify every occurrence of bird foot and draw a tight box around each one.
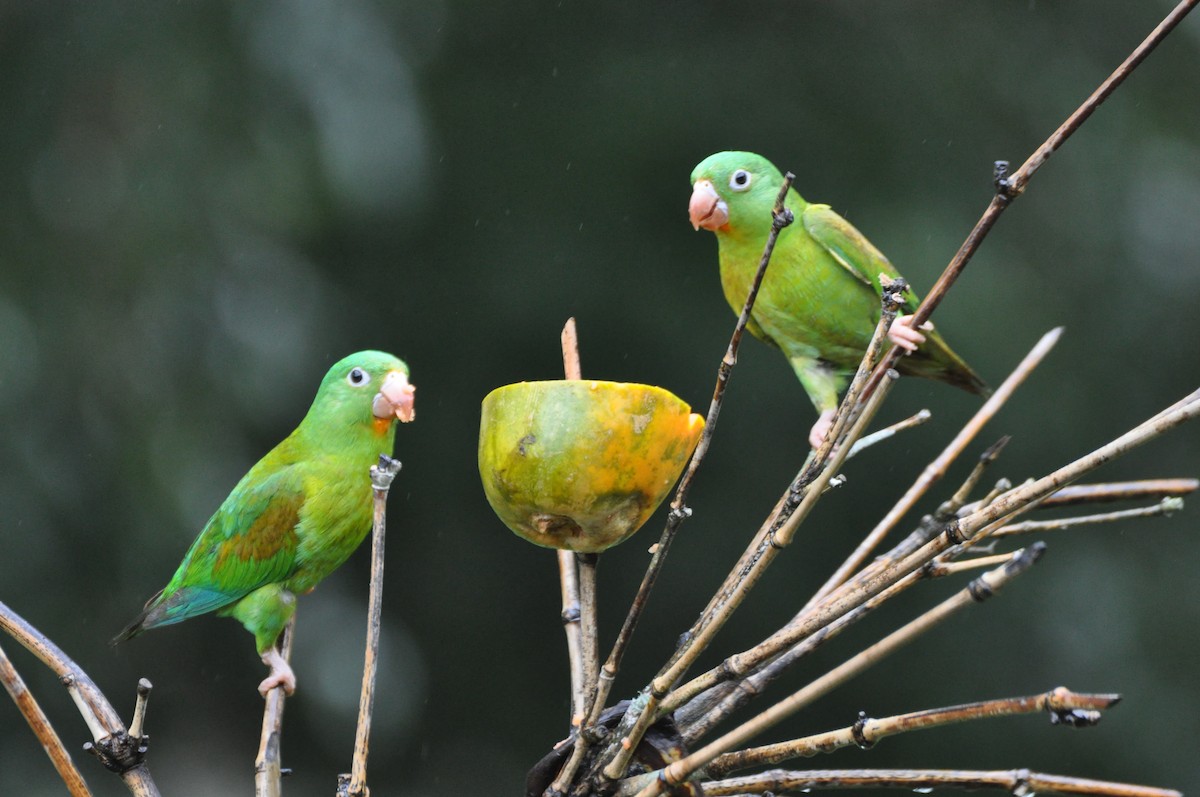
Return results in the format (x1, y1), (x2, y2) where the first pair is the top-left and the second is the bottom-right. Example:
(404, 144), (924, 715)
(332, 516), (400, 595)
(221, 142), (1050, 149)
(808, 409), (837, 449)
(888, 315), (933, 353)
(258, 649), (296, 697)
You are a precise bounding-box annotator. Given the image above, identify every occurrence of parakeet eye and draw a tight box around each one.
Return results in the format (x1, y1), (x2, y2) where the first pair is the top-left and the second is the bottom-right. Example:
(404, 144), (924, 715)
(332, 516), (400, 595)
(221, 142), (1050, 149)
(346, 367), (370, 387)
(729, 169), (752, 192)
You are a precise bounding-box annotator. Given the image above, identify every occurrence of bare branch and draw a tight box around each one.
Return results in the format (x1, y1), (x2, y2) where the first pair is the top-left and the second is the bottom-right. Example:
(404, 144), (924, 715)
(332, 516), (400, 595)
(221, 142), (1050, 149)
(336, 455), (403, 797)
(0, 641), (92, 796)
(627, 547), (1046, 797)
(1036, 479), (1198, 508)
(707, 686), (1117, 777)
(701, 768), (1181, 797)
(255, 618), (294, 797)
(810, 327), (1061, 606)
(0, 601), (159, 795)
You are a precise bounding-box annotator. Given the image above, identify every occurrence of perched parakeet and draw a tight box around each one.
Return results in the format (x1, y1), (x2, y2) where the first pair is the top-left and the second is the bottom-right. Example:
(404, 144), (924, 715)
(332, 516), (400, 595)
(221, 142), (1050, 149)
(115, 350), (416, 695)
(689, 151), (987, 446)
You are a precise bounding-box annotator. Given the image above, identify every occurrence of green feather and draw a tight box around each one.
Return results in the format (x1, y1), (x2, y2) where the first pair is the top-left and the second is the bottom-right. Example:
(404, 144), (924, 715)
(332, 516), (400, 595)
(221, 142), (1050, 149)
(692, 151), (987, 414)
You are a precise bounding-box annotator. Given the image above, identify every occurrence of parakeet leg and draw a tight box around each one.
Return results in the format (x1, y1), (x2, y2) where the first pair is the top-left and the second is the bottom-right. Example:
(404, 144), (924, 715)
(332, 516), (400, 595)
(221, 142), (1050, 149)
(223, 583), (297, 696)
(259, 648), (296, 697)
(889, 315), (933, 353)
(788, 356), (845, 449)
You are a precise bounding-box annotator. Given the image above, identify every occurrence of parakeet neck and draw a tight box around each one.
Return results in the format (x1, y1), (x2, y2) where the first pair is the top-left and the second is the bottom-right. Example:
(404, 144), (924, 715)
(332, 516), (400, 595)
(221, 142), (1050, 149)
(722, 186), (808, 248)
(292, 403), (396, 462)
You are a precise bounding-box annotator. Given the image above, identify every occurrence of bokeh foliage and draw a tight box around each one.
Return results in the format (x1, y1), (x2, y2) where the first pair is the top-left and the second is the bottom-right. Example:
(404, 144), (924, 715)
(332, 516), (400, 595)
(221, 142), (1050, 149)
(1, 2), (1198, 795)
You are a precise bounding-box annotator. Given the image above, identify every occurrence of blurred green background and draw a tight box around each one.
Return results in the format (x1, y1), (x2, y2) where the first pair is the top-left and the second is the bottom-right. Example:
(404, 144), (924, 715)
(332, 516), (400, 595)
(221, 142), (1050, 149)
(2, 2), (1198, 795)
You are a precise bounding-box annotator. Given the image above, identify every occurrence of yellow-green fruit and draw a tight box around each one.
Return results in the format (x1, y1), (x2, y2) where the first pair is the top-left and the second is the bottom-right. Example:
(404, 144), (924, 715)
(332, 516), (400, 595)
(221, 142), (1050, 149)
(479, 380), (704, 553)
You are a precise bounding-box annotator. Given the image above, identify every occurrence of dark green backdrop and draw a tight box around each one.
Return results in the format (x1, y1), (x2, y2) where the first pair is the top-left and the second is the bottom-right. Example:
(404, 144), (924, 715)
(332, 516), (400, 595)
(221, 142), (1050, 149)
(2, 3), (1198, 795)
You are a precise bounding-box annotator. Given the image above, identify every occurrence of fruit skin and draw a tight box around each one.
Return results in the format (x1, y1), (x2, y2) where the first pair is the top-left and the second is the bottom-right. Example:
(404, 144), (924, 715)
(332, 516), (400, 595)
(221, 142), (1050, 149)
(479, 380), (704, 553)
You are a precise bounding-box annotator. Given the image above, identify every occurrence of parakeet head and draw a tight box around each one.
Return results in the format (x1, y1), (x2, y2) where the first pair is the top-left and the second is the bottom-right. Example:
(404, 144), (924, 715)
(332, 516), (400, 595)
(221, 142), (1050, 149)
(306, 350), (416, 433)
(689, 151), (787, 233)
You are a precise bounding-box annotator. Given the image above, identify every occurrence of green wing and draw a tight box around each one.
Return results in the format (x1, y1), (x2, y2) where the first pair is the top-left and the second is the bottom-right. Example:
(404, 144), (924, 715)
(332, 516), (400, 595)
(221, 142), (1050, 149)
(801, 203), (918, 313)
(135, 465), (305, 631)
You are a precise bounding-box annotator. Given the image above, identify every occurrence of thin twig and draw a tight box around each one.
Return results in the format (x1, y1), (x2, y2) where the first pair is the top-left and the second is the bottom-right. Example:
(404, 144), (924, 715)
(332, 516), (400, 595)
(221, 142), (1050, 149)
(699, 388), (1200, 702)
(0, 641), (92, 796)
(707, 686), (1118, 777)
(859, 0), (1198, 404)
(0, 601), (159, 795)
(700, 768), (1181, 797)
(338, 455), (403, 797)
(582, 175), (795, 787)
(626, 546), (1047, 797)
(602, 372), (897, 784)
(1035, 479), (1198, 507)
(668, 391), (1200, 735)
(557, 319), (587, 723)
(255, 617), (294, 797)
(597, 172), (795, 697)
(991, 497), (1184, 538)
(845, 409), (931, 459)
(557, 549), (586, 722)
(545, 319), (601, 797)
(809, 327), (1062, 607)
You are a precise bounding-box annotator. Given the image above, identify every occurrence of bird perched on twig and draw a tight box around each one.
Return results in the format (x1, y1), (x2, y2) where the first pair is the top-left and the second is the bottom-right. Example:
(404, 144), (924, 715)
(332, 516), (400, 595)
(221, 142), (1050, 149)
(689, 151), (987, 447)
(114, 350), (415, 696)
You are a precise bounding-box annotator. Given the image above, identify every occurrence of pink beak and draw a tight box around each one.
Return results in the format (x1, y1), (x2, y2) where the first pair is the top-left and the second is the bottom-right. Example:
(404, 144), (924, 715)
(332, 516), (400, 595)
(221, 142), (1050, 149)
(372, 370), (416, 423)
(689, 179), (729, 231)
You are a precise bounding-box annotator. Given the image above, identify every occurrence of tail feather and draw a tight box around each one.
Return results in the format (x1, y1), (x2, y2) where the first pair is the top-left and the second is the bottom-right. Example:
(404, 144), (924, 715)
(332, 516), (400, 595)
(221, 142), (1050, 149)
(111, 589), (164, 646)
(900, 330), (989, 398)
(112, 585), (240, 646)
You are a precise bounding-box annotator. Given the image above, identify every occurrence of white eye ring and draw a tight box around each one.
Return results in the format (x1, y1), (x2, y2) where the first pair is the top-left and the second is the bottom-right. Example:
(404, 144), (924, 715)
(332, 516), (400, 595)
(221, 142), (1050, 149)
(729, 169), (752, 192)
(346, 367), (371, 387)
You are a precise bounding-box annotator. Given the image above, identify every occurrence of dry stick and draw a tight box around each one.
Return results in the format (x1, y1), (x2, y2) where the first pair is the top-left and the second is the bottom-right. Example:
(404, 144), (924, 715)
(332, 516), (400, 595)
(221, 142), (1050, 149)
(574, 175), (795, 787)
(990, 497), (1185, 538)
(701, 768), (1181, 797)
(1036, 478), (1198, 507)
(809, 326), (1062, 609)
(335, 455), (403, 797)
(663, 389), (1200, 727)
(560, 320), (601, 717)
(819, 0), (1200, 598)
(598, 296), (904, 777)
(256, 617), (295, 797)
(601, 373), (897, 784)
(544, 319), (601, 797)
(707, 686), (1117, 778)
(845, 408), (931, 460)
(624, 546), (1046, 797)
(555, 319), (588, 725)
(861, 0), (1199, 415)
(557, 551), (586, 722)
(0, 601), (159, 796)
(684, 429), (1010, 734)
(677, 540), (1023, 743)
(0, 640), (92, 796)
(668, 279), (905, 683)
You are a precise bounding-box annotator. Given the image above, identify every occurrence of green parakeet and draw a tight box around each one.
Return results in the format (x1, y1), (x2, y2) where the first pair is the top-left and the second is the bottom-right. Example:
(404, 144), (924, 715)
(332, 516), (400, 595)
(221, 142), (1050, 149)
(115, 350), (416, 695)
(689, 151), (987, 446)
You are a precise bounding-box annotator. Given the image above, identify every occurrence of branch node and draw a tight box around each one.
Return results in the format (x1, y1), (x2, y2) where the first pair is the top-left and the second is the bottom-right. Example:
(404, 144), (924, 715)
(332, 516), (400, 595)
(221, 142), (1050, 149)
(993, 159), (1018, 201)
(83, 731), (149, 774)
(370, 454), (402, 491)
(850, 711), (876, 750)
(1049, 707), (1104, 728)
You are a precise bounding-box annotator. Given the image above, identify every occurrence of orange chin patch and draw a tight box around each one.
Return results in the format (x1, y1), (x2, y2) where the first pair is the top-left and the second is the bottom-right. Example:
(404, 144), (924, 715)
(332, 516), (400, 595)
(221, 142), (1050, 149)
(372, 416), (393, 436)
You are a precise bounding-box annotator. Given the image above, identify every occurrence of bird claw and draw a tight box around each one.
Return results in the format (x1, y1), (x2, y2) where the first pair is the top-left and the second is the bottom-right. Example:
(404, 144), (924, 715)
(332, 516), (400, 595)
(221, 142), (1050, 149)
(888, 315), (931, 353)
(808, 409), (837, 449)
(259, 649), (296, 697)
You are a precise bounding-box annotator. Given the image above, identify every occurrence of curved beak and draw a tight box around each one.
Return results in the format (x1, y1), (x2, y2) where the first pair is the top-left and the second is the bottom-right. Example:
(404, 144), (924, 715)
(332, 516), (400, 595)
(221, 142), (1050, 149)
(372, 370), (416, 423)
(689, 179), (729, 231)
